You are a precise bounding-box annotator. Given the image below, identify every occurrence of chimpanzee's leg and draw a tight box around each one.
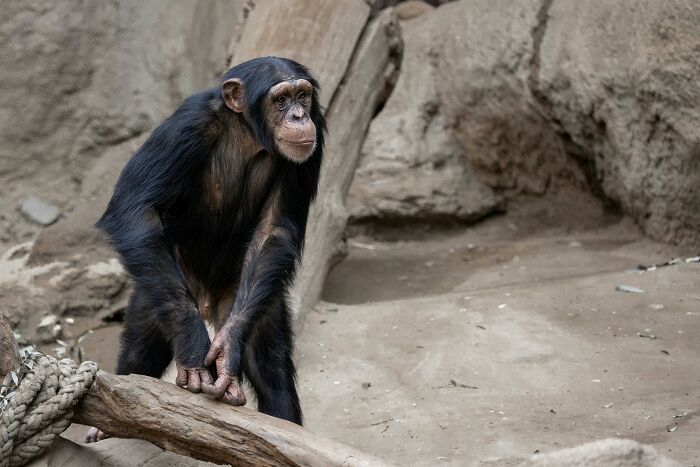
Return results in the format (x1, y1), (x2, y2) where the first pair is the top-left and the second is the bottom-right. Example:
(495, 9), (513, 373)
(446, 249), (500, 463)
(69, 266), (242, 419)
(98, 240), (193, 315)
(87, 288), (172, 443)
(116, 287), (173, 376)
(242, 300), (302, 425)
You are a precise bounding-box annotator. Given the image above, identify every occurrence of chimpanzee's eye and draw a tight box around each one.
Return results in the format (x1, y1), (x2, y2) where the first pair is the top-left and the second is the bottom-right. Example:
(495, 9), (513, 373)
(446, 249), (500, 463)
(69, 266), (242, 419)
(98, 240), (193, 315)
(275, 96), (287, 108)
(297, 91), (307, 101)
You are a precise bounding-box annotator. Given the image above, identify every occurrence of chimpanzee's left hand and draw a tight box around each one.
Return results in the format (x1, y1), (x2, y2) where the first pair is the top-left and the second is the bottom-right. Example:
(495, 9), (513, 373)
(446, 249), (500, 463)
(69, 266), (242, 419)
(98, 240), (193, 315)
(202, 327), (247, 406)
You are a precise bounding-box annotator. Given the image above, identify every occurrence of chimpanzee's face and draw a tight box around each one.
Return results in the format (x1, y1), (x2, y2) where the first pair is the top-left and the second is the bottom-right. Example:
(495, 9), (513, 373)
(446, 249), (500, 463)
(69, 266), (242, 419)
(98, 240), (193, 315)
(263, 79), (317, 163)
(221, 74), (319, 163)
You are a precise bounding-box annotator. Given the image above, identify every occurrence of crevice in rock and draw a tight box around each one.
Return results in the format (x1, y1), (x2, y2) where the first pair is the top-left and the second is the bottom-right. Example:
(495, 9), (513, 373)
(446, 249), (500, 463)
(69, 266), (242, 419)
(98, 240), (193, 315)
(324, 21), (373, 116)
(526, 0), (614, 208)
(373, 19), (404, 117)
(366, 0), (457, 17)
(326, 9), (403, 120)
(528, 0), (554, 111)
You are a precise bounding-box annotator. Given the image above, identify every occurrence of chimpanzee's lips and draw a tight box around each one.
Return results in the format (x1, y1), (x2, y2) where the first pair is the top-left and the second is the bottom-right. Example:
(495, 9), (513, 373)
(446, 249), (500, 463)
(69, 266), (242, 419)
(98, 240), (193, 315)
(283, 139), (315, 146)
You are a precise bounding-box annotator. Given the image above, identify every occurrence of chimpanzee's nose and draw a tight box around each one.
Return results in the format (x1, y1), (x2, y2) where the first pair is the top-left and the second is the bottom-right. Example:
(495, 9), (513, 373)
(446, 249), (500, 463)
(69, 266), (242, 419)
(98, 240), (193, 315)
(292, 106), (305, 120)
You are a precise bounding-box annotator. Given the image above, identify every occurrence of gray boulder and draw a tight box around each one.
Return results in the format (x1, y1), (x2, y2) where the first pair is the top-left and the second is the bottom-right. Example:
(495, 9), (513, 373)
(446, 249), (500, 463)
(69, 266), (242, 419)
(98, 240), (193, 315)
(348, 0), (579, 223)
(521, 438), (681, 467)
(0, 0), (245, 248)
(350, 0), (700, 250)
(536, 0), (700, 248)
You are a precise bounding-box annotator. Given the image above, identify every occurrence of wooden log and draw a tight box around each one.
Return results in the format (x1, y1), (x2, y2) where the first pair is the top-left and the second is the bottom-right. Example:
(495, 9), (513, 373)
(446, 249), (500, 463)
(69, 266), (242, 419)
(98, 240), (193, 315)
(72, 371), (391, 467)
(290, 9), (403, 319)
(227, 1), (403, 322)
(228, 0), (370, 109)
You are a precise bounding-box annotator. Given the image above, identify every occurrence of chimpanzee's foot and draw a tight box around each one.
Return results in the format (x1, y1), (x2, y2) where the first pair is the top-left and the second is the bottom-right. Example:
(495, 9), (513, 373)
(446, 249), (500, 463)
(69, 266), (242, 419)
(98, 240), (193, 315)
(85, 426), (109, 443)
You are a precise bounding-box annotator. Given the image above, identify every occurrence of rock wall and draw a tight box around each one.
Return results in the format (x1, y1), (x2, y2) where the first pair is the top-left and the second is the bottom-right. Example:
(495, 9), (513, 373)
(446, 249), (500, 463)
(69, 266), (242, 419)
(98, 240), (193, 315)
(537, 0), (700, 247)
(349, 0), (700, 250)
(0, 0), (246, 332)
(0, 0), (404, 338)
(2, 0), (700, 340)
(0, 0), (245, 247)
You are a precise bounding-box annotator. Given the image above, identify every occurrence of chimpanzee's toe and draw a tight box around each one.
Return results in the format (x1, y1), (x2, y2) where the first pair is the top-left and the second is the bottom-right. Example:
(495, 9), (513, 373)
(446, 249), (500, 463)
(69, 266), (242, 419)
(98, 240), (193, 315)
(85, 427), (108, 443)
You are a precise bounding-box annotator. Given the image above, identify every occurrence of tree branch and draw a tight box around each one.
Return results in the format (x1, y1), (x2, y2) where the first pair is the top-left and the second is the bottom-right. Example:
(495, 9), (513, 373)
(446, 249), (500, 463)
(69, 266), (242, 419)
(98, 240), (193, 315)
(72, 372), (390, 467)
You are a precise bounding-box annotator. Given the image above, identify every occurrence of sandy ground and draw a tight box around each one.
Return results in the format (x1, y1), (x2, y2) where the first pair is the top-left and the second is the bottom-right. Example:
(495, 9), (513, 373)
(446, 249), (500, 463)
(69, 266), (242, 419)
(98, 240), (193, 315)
(294, 198), (699, 466)
(43, 195), (699, 466)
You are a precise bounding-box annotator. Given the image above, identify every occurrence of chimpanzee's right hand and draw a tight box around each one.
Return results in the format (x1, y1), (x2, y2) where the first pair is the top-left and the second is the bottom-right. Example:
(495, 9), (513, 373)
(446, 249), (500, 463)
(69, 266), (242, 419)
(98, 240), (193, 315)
(174, 323), (214, 394)
(175, 361), (213, 394)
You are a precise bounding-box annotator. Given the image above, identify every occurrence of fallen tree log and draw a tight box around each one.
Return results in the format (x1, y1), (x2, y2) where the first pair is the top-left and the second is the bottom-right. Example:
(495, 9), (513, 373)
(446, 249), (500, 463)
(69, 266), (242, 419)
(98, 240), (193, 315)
(72, 371), (390, 467)
(291, 8), (403, 320)
(1, 318), (388, 466)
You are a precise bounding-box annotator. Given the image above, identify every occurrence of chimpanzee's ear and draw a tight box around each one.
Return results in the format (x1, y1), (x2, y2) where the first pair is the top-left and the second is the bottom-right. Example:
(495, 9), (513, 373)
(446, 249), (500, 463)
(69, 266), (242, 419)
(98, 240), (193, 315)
(221, 78), (246, 113)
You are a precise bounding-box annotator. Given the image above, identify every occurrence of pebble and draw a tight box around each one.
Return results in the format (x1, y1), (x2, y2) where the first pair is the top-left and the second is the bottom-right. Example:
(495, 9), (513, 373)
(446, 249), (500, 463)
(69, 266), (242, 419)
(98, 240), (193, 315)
(38, 315), (58, 328)
(20, 196), (60, 226)
(616, 285), (644, 293)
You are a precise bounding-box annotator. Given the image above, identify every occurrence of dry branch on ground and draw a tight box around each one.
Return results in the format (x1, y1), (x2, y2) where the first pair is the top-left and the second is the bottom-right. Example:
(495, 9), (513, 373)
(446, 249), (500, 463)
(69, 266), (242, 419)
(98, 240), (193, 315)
(72, 372), (390, 467)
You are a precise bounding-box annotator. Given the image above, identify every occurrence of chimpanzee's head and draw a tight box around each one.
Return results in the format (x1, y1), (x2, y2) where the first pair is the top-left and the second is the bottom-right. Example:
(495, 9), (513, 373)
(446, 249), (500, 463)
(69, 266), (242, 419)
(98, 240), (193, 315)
(220, 56), (325, 163)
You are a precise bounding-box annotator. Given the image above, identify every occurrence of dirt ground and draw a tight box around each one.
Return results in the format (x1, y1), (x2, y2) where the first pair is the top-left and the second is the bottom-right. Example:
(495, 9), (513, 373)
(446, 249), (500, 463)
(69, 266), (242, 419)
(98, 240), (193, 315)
(50, 192), (700, 466)
(295, 194), (699, 466)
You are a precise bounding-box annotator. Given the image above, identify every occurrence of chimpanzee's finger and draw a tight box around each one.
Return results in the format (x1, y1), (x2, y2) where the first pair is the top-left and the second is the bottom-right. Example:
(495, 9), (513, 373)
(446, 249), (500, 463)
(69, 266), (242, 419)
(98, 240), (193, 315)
(202, 373), (231, 399)
(220, 377), (247, 406)
(85, 427), (98, 443)
(204, 344), (219, 367)
(187, 370), (201, 393)
(200, 368), (214, 386)
(85, 427), (109, 443)
(176, 366), (187, 387)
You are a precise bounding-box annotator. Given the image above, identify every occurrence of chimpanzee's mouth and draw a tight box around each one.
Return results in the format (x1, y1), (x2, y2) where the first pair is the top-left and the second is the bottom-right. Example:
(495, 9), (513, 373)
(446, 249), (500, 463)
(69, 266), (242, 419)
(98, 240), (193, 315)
(284, 139), (315, 146)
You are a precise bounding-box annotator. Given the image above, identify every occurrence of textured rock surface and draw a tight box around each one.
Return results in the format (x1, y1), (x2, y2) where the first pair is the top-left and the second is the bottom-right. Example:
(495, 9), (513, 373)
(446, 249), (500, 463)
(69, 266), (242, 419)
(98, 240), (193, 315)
(0, 0), (245, 330)
(29, 436), (215, 467)
(535, 0), (700, 248)
(3, 0), (399, 330)
(347, 0), (580, 223)
(0, 0), (245, 249)
(349, 0), (700, 250)
(29, 136), (146, 265)
(394, 1), (434, 21)
(291, 8), (403, 320)
(228, 0), (370, 109)
(521, 438), (681, 467)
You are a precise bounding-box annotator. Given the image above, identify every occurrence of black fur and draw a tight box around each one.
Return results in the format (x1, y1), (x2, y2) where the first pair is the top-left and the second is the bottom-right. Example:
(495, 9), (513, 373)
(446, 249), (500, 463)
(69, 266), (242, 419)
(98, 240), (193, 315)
(98, 57), (325, 424)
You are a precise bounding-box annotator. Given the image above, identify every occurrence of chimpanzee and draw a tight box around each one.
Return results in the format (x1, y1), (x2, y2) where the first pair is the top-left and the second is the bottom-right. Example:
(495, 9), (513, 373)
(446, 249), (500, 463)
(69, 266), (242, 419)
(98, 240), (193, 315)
(85, 57), (325, 442)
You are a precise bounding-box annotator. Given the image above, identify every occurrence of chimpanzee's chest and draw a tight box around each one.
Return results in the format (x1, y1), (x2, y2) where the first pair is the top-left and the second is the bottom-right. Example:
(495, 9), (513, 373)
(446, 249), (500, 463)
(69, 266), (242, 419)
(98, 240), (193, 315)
(163, 151), (278, 288)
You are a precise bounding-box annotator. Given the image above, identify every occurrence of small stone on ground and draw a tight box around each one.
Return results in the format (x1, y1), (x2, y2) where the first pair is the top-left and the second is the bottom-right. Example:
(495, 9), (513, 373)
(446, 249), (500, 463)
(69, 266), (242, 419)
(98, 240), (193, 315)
(20, 197), (60, 226)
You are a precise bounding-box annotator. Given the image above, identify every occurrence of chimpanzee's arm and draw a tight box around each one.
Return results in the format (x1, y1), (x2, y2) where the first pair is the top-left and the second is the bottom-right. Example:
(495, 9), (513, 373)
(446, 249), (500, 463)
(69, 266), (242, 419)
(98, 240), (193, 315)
(204, 180), (307, 403)
(98, 95), (214, 374)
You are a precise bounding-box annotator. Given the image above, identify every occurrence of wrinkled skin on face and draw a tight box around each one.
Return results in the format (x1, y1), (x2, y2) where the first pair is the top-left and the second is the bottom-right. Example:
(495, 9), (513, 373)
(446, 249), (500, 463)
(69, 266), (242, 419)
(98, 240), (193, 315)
(264, 79), (317, 162)
(222, 77), (317, 163)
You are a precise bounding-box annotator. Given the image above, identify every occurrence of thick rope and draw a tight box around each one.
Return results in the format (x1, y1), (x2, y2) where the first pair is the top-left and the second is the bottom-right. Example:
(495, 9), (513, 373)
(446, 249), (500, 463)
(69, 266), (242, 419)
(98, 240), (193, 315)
(0, 356), (97, 467)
